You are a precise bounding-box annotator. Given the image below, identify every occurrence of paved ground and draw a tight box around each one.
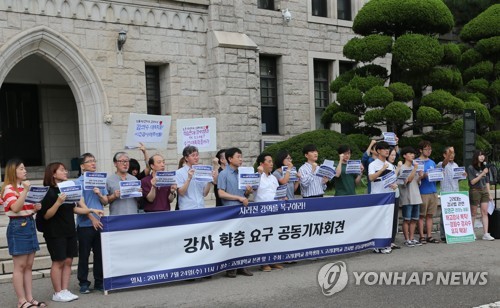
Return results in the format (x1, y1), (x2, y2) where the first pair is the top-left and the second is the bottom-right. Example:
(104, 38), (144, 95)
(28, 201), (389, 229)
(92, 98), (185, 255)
(0, 231), (499, 308)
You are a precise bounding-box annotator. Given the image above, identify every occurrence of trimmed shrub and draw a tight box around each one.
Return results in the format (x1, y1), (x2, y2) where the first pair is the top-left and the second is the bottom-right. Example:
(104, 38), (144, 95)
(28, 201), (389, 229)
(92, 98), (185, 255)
(363, 86), (394, 107)
(484, 131), (500, 145)
(332, 112), (359, 125)
(388, 82), (414, 102)
(343, 34), (393, 62)
(416, 106), (442, 124)
(349, 75), (385, 92)
(466, 78), (490, 94)
(364, 109), (384, 125)
(428, 67), (463, 90)
(460, 49), (483, 68)
(355, 64), (389, 78)
(463, 61), (494, 81)
(384, 102), (412, 124)
(460, 4), (500, 42)
(353, 0), (453, 36)
(262, 130), (363, 170)
(441, 43), (462, 65)
(421, 90), (465, 114)
(464, 100), (493, 125)
(490, 79), (500, 97)
(475, 36), (500, 57)
(393, 34), (444, 72)
(337, 86), (363, 107)
(320, 102), (340, 126)
(330, 70), (356, 93)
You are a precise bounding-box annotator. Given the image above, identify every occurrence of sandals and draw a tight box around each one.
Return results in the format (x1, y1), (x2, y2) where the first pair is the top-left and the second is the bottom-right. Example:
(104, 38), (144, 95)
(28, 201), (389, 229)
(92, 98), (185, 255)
(29, 299), (47, 307)
(426, 237), (440, 244)
(419, 237), (427, 244)
(19, 302), (35, 308)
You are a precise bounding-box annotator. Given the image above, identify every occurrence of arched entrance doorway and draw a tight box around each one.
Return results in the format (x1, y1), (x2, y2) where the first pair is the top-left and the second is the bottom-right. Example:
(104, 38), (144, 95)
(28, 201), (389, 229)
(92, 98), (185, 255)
(0, 26), (111, 177)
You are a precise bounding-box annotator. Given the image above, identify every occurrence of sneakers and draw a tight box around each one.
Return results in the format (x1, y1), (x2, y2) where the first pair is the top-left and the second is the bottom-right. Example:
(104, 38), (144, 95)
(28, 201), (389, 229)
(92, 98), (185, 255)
(62, 290), (79, 301)
(404, 240), (415, 247)
(79, 285), (91, 294)
(373, 247), (392, 254)
(482, 233), (495, 241)
(52, 290), (77, 302)
(410, 239), (423, 246)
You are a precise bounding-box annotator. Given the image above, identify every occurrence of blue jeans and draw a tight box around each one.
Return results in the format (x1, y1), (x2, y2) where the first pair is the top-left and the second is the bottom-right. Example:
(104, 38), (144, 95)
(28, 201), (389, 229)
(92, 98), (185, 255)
(402, 204), (420, 221)
(77, 226), (103, 288)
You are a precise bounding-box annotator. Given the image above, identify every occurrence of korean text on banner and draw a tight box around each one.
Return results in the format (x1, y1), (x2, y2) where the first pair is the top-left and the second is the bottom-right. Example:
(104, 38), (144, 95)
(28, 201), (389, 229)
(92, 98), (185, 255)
(177, 118), (217, 154)
(125, 113), (171, 149)
(101, 193), (395, 292)
(440, 191), (474, 244)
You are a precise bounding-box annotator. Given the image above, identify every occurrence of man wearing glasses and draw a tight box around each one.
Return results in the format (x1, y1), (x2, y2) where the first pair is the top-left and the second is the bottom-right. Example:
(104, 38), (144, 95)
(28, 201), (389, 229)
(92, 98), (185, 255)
(75, 153), (108, 294)
(106, 152), (140, 215)
(176, 146), (212, 210)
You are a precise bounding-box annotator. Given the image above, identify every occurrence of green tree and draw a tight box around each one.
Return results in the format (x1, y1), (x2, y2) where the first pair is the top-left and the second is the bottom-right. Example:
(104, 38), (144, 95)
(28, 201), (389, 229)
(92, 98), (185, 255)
(324, 0), (463, 136)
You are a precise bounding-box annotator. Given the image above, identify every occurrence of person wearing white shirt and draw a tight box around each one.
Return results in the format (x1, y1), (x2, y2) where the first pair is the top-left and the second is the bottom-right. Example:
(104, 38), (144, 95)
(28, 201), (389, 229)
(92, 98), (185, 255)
(176, 146), (213, 210)
(254, 152), (284, 272)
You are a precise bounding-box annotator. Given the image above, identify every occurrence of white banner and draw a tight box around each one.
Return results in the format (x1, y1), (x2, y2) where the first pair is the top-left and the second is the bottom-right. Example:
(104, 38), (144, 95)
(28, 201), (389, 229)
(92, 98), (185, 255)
(101, 193), (394, 292)
(441, 191), (474, 244)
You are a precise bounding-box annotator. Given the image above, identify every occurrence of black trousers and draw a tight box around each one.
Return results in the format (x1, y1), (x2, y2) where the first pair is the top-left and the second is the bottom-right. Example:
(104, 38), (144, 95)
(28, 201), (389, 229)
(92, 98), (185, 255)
(77, 226), (103, 288)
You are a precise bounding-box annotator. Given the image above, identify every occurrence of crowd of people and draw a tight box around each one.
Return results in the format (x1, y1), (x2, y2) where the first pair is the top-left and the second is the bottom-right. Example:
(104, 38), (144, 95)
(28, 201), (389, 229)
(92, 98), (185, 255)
(0, 138), (495, 307)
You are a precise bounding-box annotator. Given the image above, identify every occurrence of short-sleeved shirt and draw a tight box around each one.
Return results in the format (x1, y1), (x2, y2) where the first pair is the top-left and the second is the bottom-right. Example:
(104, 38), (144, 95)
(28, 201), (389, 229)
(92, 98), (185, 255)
(176, 165), (208, 210)
(468, 165), (489, 189)
(334, 164), (357, 196)
(368, 159), (395, 194)
(437, 161), (459, 192)
(254, 173), (279, 202)
(141, 175), (172, 212)
(419, 158), (437, 194)
(75, 175), (107, 228)
(39, 186), (77, 239)
(217, 165), (245, 206)
(106, 173), (139, 215)
(273, 169), (296, 200)
(398, 164), (422, 206)
(2, 185), (36, 217)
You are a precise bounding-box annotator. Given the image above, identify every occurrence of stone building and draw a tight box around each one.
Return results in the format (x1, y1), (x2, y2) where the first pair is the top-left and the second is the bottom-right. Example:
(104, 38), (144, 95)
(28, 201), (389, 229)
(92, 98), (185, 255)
(0, 0), (380, 174)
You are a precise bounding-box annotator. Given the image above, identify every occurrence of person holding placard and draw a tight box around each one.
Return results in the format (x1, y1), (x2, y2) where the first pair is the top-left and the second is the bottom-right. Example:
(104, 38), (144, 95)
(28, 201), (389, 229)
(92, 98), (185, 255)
(397, 147), (423, 248)
(74, 153), (108, 294)
(368, 141), (397, 254)
(273, 150), (300, 201)
(127, 143), (151, 181)
(213, 149), (227, 207)
(417, 141), (440, 244)
(388, 147), (402, 250)
(254, 153), (285, 272)
(468, 150), (494, 241)
(141, 154), (177, 212)
(299, 144), (328, 198)
(217, 147), (253, 278)
(1, 159), (46, 308)
(334, 145), (363, 196)
(39, 163), (104, 302)
(176, 146), (212, 210)
(107, 152), (141, 215)
(437, 146), (466, 242)
(362, 139), (378, 194)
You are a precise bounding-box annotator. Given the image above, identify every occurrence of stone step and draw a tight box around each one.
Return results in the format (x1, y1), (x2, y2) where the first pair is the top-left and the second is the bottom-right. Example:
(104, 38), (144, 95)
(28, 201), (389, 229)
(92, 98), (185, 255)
(0, 243), (50, 261)
(2, 255), (81, 274)
(0, 265), (81, 284)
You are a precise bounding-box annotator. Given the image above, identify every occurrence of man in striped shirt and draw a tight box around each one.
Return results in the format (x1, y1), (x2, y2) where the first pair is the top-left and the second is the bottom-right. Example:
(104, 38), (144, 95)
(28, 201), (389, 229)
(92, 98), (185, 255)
(299, 144), (328, 198)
